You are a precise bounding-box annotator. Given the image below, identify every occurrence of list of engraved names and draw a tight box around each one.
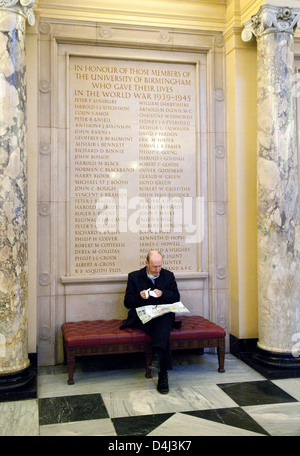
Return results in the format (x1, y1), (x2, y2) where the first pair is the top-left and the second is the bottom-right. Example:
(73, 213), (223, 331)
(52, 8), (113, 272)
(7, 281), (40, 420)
(70, 57), (198, 275)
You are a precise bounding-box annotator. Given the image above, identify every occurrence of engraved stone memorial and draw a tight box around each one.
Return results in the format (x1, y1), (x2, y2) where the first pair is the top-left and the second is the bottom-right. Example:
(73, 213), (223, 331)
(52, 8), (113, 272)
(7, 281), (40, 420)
(69, 57), (199, 275)
(37, 25), (227, 364)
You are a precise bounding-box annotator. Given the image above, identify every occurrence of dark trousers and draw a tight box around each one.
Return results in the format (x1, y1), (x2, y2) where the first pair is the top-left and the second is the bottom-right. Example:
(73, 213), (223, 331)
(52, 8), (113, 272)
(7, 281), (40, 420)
(134, 312), (174, 371)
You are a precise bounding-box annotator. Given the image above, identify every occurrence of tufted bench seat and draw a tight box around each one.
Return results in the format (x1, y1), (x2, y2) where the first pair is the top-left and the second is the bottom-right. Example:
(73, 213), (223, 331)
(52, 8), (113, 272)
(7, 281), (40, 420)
(62, 315), (226, 385)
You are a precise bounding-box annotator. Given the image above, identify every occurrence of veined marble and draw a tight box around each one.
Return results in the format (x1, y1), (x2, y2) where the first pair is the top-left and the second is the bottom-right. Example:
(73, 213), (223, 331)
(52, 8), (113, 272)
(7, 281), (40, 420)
(243, 5), (300, 354)
(257, 30), (300, 353)
(0, 2), (35, 374)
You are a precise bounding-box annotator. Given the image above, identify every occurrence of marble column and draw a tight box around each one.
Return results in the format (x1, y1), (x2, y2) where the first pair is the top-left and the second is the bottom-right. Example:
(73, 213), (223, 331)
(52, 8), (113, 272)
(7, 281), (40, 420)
(242, 5), (300, 368)
(0, 1), (35, 389)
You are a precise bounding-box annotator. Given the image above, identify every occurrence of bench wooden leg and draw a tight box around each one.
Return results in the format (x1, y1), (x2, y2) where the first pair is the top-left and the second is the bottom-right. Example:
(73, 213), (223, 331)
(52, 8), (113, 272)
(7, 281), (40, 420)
(217, 340), (225, 373)
(66, 349), (75, 384)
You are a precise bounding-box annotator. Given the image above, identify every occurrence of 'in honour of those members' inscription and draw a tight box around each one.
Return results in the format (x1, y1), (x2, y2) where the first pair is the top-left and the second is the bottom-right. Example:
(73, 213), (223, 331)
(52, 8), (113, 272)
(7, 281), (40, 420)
(69, 57), (199, 275)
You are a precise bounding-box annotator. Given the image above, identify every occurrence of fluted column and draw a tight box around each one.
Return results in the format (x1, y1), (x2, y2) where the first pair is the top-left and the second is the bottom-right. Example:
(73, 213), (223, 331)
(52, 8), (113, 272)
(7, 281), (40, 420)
(242, 5), (300, 368)
(0, 1), (35, 389)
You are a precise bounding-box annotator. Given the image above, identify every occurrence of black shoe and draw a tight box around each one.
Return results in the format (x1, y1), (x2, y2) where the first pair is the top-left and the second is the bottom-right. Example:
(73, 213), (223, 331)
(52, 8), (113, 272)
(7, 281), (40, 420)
(157, 371), (169, 394)
(149, 353), (161, 371)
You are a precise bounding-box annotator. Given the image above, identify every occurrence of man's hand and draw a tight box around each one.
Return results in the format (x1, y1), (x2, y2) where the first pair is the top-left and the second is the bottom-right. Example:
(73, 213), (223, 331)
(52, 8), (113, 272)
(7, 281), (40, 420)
(153, 289), (162, 297)
(140, 289), (162, 299)
(140, 290), (149, 299)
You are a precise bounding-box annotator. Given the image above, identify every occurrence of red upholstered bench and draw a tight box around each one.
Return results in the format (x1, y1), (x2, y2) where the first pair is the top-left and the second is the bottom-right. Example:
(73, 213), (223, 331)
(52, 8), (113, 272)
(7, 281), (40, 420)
(61, 315), (226, 385)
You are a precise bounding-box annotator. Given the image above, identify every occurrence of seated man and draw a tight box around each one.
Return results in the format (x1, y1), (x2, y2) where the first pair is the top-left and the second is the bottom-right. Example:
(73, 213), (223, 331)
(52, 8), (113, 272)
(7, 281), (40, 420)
(120, 250), (181, 394)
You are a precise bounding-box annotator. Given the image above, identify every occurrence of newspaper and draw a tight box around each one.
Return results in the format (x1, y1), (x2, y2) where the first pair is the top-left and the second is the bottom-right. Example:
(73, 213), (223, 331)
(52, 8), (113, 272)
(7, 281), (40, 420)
(136, 301), (190, 324)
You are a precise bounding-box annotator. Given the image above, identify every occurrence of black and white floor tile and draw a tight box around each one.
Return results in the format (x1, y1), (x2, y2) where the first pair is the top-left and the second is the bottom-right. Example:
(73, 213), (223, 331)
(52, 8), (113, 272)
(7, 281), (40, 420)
(1, 353), (300, 437)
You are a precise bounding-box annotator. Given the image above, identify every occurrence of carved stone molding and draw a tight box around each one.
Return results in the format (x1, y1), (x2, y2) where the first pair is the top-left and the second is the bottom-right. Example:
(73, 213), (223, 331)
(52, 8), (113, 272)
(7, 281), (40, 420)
(214, 88), (224, 101)
(216, 202), (226, 215)
(0, 0), (36, 25)
(39, 141), (51, 155)
(242, 5), (300, 41)
(215, 145), (225, 159)
(39, 80), (51, 93)
(217, 315), (227, 329)
(214, 34), (224, 48)
(39, 273), (51, 286)
(99, 25), (112, 39)
(158, 30), (171, 43)
(38, 203), (51, 216)
(39, 21), (51, 35)
(216, 266), (227, 280)
(39, 326), (50, 340)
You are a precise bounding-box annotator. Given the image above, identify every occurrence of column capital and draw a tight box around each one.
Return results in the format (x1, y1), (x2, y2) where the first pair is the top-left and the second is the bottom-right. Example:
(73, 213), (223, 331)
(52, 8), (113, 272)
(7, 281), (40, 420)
(0, 0), (35, 25)
(242, 4), (300, 42)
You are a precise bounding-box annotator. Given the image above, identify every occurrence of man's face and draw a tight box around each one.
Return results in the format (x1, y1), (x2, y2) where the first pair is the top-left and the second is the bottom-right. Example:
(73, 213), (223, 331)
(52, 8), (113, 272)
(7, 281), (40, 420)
(146, 255), (162, 277)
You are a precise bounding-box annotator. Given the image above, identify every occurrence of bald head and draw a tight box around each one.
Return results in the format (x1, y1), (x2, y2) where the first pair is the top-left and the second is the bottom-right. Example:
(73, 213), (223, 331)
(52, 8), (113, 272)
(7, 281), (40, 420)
(145, 250), (163, 277)
(146, 250), (162, 263)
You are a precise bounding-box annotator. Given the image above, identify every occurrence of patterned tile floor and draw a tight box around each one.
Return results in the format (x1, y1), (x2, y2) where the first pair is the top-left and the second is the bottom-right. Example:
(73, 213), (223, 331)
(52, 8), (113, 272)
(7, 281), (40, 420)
(1, 353), (300, 437)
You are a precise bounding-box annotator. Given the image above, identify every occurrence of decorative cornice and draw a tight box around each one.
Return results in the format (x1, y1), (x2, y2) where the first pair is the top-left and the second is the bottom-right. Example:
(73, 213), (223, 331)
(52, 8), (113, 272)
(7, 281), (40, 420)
(242, 5), (300, 41)
(0, 0), (36, 25)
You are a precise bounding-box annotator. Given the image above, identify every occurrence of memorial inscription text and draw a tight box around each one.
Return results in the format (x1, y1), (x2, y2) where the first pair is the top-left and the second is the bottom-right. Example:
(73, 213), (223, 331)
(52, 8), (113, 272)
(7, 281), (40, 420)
(69, 58), (198, 275)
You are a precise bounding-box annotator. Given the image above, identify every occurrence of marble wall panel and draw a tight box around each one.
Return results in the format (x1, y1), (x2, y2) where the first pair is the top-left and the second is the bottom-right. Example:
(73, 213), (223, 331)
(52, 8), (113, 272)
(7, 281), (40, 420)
(38, 295), (52, 342)
(64, 276), (207, 322)
(55, 54), (68, 130)
(37, 210), (52, 292)
(66, 294), (128, 322)
(38, 38), (52, 132)
(55, 129), (68, 204)
(37, 154), (51, 202)
(36, 19), (228, 365)
(41, 20), (98, 44)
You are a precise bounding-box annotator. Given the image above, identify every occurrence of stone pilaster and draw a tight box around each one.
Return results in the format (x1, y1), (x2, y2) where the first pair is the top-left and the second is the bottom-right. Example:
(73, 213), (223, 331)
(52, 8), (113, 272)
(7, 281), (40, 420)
(0, 0), (35, 388)
(242, 5), (300, 368)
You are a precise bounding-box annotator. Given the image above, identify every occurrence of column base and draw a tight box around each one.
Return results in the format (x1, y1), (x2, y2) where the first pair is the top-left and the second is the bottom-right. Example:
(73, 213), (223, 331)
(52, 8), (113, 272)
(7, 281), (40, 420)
(0, 366), (36, 394)
(230, 335), (300, 379)
(253, 346), (300, 369)
(243, 347), (300, 379)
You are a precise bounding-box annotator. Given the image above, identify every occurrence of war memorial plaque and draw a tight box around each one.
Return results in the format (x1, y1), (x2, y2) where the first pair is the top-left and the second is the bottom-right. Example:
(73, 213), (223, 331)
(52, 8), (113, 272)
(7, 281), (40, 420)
(69, 57), (199, 275)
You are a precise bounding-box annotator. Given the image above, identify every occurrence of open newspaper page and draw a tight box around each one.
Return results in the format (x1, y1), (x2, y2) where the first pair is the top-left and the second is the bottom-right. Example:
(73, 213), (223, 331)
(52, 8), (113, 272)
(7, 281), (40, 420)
(136, 301), (190, 324)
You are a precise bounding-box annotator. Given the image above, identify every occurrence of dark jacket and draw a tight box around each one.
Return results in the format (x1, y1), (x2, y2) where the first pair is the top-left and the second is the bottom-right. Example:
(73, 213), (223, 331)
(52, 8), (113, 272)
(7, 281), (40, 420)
(120, 266), (180, 329)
